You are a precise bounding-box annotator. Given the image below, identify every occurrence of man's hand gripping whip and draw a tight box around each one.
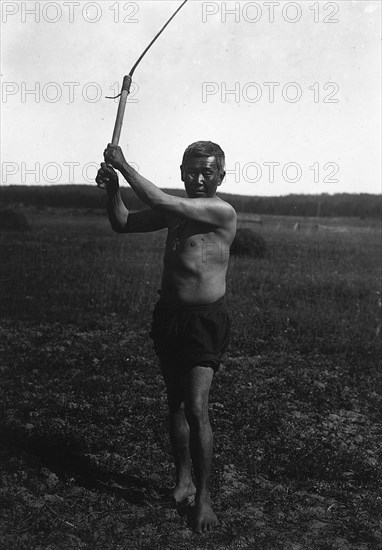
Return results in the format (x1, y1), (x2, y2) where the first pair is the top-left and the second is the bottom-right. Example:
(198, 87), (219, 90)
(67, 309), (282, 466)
(97, 0), (188, 188)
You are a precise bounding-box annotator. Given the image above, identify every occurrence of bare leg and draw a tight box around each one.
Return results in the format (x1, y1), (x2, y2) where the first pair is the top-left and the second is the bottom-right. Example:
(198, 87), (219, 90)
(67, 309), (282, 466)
(168, 403), (196, 503)
(163, 368), (196, 503)
(184, 366), (218, 533)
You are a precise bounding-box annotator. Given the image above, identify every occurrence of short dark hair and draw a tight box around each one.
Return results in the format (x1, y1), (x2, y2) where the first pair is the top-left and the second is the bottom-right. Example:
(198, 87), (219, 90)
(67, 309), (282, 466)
(181, 141), (225, 174)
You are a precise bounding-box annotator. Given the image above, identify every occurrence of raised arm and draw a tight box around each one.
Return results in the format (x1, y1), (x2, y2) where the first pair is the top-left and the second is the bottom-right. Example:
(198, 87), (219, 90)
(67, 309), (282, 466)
(96, 163), (167, 233)
(103, 145), (236, 229)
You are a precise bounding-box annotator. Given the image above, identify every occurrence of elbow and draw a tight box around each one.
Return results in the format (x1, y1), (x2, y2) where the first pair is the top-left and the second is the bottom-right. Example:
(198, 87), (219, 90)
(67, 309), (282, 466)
(109, 220), (126, 233)
(112, 226), (124, 234)
(107, 211), (129, 233)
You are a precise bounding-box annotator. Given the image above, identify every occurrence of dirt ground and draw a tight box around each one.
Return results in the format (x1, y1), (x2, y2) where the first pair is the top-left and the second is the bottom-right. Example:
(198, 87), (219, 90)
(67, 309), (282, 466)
(1, 209), (381, 549)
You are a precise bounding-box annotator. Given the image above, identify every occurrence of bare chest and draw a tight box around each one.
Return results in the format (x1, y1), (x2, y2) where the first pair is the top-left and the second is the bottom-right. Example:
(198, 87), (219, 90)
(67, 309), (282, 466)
(165, 221), (229, 266)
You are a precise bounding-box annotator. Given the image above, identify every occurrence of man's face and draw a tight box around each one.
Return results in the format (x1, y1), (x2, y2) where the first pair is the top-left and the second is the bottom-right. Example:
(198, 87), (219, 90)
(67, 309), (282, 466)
(181, 156), (225, 199)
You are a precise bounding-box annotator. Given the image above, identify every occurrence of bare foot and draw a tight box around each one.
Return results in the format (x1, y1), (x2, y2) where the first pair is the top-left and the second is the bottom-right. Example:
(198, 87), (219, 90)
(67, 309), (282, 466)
(171, 482), (196, 504)
(191, 500), (218, 533)
(158, 482), (196, 506)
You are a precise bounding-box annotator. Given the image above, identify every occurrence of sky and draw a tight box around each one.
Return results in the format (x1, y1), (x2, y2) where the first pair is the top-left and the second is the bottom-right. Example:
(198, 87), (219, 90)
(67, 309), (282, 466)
(1, 0), (381, 196)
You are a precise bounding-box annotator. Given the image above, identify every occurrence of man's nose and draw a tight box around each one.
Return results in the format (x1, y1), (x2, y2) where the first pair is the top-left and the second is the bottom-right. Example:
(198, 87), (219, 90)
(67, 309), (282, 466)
(197, 173), (204, 184)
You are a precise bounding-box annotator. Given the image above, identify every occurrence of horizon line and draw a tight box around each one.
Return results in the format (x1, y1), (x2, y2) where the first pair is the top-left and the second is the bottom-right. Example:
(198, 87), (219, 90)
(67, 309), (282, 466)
(0, 183), (381, 199)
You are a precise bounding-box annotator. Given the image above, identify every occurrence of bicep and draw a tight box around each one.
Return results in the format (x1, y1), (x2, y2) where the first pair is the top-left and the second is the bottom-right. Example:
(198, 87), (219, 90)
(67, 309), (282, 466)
(124, 209), (167, 233)
(159, 196), (236, 228)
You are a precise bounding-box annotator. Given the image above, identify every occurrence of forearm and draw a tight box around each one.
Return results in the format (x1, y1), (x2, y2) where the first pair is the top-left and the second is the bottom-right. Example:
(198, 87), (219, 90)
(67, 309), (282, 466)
(106, 187), (129, 232)
(119, 162), (168, 209)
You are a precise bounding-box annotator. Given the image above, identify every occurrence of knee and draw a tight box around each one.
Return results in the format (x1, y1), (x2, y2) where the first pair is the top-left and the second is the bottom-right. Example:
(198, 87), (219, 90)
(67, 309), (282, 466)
(184, 399), (209, 426)
(168, 397), (184, 415)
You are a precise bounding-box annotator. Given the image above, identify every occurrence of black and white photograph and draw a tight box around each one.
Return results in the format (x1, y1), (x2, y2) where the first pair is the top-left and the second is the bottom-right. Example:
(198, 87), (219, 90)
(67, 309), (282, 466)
(1, 1), (381, 548)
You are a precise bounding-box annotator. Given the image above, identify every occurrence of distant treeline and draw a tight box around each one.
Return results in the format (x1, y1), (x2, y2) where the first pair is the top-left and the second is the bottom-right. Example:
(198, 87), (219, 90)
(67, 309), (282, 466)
(0, 185), (381, 218)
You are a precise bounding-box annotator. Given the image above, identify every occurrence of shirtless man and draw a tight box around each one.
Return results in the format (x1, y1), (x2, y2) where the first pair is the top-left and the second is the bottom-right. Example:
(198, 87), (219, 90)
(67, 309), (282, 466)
(96, 141), (237, 533)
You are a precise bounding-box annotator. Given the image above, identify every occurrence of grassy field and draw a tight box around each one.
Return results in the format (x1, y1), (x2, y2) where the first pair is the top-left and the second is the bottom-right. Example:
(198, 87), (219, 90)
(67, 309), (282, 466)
(1, 206), (381, 550)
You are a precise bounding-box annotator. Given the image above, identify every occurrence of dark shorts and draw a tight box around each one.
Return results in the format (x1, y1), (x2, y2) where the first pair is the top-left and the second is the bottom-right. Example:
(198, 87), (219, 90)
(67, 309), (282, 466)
(149, 295), (230, 375)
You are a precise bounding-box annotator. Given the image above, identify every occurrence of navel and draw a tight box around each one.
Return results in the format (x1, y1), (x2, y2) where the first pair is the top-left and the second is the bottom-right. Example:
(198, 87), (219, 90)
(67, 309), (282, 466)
(190, 241), (196, 247)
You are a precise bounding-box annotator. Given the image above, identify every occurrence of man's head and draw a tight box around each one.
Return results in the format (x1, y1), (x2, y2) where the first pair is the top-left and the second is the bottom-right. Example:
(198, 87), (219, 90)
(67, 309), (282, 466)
(180, 141), (226, 199)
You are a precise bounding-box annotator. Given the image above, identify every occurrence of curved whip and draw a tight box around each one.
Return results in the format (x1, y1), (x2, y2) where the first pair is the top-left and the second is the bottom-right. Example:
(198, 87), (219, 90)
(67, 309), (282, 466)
(106, 0), (188, 99)
(129, 0), (188, 79)
(98, 0), (189, 187)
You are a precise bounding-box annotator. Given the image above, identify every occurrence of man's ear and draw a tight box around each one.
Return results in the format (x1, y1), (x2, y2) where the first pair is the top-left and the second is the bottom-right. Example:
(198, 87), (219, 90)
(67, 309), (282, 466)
(218, 171), (226, 186)
(180, 164), (185, 182)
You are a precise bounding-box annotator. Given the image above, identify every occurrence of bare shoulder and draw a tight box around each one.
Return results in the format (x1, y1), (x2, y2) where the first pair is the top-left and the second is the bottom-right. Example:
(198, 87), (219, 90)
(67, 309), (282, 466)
(163, 194), (236, 229)
(216, 196), (237, 221)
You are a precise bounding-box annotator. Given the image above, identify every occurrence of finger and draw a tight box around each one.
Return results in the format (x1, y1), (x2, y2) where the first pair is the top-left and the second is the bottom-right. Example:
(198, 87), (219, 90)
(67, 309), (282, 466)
(104, 153), (114, 165)
(104, 165), (116, 177)
(101, 161), (115, 172)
